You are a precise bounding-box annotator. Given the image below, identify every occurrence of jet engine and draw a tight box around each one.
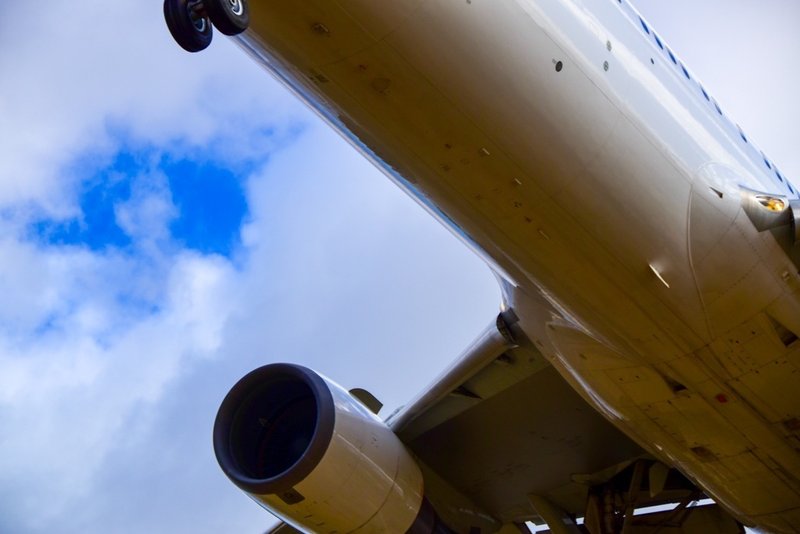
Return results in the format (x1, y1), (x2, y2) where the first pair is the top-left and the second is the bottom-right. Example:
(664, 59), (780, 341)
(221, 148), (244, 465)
(213, 363), (431, 533)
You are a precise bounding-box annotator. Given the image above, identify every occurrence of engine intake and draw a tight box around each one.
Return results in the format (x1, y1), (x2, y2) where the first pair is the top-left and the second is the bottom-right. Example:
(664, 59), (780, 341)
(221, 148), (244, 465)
(213, 364), (426, 533)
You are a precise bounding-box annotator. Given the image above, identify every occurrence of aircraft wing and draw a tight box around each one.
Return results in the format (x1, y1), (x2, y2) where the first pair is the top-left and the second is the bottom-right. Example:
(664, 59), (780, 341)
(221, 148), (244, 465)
(387, 312), (646, 525)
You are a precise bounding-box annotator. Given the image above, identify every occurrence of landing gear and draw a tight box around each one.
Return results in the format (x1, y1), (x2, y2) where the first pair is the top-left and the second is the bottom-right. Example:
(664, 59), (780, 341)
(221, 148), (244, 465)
(164, 0), (213, 53)
(578, 460), (744, 534)
(205, 0), (249, 36)
(163, 0), (249, 53)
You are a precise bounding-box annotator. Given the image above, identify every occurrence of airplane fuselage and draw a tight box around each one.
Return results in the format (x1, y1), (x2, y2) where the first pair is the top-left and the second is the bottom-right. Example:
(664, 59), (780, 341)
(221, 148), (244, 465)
(235, 0), (800, 530)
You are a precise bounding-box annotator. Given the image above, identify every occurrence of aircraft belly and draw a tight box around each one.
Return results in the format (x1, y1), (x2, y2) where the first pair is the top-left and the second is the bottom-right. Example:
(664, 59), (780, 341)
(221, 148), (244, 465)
(241, 0), (800, 530)
(244, 0), (714, 353)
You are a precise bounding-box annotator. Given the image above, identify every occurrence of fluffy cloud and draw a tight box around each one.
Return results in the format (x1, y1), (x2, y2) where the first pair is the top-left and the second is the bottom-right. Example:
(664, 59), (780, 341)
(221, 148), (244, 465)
(0, 246), (237, 525)
(0, 1), (308, 530)
(0, 0), (302, 216)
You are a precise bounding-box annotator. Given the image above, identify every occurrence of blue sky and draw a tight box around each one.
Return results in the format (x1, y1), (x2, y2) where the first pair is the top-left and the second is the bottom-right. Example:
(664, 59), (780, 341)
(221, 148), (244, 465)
(33, 145), (253, 254)
(0, 1), (797, 532)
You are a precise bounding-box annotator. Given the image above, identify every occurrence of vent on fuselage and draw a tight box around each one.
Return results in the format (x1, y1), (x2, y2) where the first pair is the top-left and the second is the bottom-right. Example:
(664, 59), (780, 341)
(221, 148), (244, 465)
(767, 315), (799, 348)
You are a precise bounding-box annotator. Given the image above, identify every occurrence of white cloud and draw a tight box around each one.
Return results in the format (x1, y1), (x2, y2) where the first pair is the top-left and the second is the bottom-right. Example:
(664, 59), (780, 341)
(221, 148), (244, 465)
(0, 242), (238, 529)
(0, 3), (308, 529)
(0, 0), (304, 217)
(114, 169), (177, 247)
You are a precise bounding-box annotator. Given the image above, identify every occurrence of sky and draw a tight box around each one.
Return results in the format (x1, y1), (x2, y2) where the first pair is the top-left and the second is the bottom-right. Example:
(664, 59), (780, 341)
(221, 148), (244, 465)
(0, 1), (797, 532)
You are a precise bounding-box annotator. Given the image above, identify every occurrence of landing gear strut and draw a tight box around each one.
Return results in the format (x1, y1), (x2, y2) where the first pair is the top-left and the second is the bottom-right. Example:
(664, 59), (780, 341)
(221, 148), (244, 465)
(164, 0), (250, 53)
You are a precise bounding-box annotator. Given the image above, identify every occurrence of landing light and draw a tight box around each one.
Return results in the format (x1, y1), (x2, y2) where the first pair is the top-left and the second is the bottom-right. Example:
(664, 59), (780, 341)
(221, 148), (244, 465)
(756, 195), (786, 213)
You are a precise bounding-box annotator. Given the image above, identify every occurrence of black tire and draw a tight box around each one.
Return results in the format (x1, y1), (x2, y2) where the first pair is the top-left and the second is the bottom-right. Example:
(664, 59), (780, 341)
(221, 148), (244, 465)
(164, 0), (213, 53)
(205, 0), (250, 36)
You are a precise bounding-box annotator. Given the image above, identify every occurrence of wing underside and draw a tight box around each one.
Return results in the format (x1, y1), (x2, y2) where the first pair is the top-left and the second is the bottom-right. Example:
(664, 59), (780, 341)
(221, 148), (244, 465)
(388, 312), (647, 526)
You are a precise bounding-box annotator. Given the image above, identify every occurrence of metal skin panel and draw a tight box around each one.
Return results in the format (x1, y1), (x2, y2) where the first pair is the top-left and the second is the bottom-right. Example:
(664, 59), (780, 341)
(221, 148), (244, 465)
(233, 0), (800, 531)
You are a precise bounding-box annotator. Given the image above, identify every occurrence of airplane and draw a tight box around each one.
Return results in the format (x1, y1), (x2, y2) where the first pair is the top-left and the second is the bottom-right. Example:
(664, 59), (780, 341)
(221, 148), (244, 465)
(163, 0), (800, 532)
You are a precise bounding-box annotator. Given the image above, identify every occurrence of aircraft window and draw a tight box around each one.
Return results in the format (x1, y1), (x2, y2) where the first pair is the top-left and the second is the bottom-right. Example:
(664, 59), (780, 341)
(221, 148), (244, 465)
(777, 172), (784, 183)
(737, 126), (747, 143)
(681, 64), (690, 79)
(701, 87), (710, 101)
(668, 50), (677, 65)
(640, 18), (650, 34)
(654, 34), (664, 50)
(790, 184), (795, 194)
(714, 101), (722, 115)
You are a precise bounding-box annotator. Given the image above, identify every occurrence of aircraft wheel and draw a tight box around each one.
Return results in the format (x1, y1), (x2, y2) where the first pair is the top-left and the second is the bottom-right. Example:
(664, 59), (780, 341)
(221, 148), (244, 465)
(164, 0), (213, 53)
(205, 0), (250, 36)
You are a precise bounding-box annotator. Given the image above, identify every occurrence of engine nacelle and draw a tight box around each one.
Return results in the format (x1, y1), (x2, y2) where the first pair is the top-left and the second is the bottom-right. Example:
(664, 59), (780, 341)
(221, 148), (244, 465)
(213, 363), (426, 533)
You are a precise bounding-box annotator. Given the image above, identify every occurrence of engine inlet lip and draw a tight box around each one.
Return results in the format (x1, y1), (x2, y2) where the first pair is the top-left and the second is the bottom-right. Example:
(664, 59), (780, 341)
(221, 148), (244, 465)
(213, 363), (335, 494)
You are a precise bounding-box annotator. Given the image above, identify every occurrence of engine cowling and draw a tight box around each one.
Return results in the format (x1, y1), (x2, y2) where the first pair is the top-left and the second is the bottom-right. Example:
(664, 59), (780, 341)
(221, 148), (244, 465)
(213, 363), (426, 533)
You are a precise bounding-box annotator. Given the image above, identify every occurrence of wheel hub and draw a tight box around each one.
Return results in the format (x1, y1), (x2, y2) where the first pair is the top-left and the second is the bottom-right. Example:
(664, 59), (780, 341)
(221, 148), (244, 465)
(228, 0), (244, 16)
(186, 0), (208, 32)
